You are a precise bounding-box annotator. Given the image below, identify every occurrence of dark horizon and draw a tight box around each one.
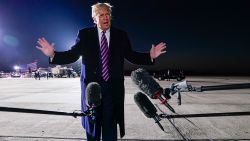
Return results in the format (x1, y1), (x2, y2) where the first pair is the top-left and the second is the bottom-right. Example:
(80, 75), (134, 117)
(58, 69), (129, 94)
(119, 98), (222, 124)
(0, 0), (249, 75)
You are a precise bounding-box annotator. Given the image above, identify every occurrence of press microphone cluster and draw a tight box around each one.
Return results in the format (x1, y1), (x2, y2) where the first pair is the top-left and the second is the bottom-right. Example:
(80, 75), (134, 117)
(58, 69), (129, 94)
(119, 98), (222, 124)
(134, 92), (164, 131)
(131, 68), (175, 113)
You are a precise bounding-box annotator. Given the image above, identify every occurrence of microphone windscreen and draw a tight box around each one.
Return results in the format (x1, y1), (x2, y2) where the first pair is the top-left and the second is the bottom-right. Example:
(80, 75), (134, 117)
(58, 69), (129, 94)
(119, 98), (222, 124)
(85, 82), (101, 107)
(134, 92), (157, 118)
(131, 68), (162, 98)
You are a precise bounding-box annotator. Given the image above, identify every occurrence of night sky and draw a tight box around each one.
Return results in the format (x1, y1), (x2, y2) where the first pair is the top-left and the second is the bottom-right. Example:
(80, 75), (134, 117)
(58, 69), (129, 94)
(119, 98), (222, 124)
(0, 0), (249, 75)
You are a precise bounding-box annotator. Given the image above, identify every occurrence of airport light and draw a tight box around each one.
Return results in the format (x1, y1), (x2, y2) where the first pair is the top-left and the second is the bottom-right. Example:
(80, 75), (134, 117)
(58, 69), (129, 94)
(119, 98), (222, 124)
(13, 65), (20, 71)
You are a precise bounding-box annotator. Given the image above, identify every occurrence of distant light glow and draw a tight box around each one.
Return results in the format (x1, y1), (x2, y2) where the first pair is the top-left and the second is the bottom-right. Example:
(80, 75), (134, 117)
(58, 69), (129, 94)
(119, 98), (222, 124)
(13, 65), (20, 70)
(3, 35), (19, 47)
(0, 28), (2, 44)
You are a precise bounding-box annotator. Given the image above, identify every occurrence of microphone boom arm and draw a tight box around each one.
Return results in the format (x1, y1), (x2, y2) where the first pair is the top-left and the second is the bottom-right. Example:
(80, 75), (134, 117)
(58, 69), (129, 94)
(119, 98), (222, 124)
(170, 81), (250, 106)
(0, 106), (91, 118)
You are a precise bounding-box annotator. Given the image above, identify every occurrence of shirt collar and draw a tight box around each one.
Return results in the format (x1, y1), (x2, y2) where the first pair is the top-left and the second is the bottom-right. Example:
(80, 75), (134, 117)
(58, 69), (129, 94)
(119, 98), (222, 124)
(97, 27), (110, 34)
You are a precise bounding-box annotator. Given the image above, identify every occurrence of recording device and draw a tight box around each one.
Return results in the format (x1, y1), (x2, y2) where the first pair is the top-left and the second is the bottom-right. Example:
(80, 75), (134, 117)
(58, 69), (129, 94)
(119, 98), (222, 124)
(134, 92), (164, 131)
(85, 82), (102, 120)
(131, 68), (175, 113)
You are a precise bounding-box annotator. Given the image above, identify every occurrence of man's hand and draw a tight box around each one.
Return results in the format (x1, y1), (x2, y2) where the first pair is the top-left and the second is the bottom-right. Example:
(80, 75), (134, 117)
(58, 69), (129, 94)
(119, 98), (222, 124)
(36, 37), (55, 58)
(150, 42), (167, 59)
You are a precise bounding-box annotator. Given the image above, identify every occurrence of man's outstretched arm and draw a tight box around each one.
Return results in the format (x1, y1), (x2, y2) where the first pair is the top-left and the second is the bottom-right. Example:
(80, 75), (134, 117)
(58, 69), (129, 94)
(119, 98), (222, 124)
(36, 37), (55, 58)
(150, 42), (167, 60)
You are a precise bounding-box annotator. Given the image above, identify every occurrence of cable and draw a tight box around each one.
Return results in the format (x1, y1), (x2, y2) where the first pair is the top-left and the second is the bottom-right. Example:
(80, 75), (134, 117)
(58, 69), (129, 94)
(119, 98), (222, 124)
(155, 104), (189, 141)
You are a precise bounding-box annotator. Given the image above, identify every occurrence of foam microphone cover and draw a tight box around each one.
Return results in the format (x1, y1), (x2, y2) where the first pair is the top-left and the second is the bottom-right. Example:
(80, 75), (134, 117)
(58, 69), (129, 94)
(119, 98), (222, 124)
(85, 82), (101, 107)
(131, 68), (162, 98)
(134, 92), (157, 118)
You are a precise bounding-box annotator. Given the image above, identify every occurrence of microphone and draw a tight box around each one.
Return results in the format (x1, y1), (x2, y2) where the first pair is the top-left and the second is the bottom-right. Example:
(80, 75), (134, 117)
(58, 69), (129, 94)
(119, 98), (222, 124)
(131, 68), (175, 113)
(85, 82), (102, 120)
(134, 92), (164, 131)
(86, 82), (101, 107)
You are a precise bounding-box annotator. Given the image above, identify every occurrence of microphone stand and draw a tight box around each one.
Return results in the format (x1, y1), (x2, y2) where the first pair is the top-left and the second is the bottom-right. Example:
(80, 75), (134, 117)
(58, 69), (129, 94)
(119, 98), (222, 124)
(194, 83), (250, 92)
(0, 106), (91, 118)
(169, 82), (250, 106)
(159, 111), (250, 119)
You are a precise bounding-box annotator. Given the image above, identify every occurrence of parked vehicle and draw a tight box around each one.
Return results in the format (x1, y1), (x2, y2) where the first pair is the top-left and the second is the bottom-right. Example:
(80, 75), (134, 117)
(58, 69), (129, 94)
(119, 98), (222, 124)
(51, 66), (77, 78)
(11, 72), (21, 78)
(153, 69), (185, 81)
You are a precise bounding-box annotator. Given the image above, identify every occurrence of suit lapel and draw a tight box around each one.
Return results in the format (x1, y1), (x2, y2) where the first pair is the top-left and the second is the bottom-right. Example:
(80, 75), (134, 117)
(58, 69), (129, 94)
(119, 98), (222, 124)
(87, 27), (101, 72)
(93, 27), (100, 52)
(90, 27), (101, 62)
(109, 27), (115, 61)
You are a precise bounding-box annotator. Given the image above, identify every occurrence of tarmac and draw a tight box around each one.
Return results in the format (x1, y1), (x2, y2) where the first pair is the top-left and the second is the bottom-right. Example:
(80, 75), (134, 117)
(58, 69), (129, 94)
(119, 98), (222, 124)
(0, 76), (250, 141)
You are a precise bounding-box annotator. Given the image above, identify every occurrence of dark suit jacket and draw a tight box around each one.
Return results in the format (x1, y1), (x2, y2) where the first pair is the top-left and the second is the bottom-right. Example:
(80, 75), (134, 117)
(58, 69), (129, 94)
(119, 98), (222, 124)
(50, 26), (153, 137)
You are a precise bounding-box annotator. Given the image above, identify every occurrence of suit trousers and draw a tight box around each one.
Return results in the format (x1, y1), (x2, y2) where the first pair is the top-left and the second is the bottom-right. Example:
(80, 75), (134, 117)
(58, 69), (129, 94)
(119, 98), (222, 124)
(86, 80), (118, 141)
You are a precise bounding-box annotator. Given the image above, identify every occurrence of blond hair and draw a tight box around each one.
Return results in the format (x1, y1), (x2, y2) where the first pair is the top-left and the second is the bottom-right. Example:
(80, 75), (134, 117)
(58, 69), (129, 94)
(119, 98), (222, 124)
(91, 2), (112, 18)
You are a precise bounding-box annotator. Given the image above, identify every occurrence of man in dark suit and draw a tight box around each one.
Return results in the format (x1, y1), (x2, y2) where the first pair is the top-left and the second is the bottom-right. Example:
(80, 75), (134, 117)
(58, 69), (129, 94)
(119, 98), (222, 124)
(36, 2), (166, 141)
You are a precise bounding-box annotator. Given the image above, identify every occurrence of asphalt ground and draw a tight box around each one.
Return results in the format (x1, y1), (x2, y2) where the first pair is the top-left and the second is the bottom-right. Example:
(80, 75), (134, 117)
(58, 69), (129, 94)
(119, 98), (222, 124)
(0, 76), (250, 141)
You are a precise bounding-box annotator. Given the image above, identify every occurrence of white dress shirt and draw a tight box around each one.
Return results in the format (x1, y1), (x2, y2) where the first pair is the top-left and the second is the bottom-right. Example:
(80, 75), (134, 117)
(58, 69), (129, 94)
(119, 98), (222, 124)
(97, 27), (110, 48)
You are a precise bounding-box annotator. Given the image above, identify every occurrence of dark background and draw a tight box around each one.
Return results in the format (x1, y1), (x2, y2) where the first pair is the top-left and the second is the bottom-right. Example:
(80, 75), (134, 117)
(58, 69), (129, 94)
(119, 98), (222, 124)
(0, 0), (249, 75)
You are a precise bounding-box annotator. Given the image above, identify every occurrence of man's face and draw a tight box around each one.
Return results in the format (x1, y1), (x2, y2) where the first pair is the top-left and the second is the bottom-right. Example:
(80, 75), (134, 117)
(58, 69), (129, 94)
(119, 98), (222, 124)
(93, 8), (111, 31)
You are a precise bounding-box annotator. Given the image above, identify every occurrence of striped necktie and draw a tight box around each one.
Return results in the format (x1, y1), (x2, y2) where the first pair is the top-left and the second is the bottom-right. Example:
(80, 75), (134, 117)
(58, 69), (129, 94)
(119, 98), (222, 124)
(100, 31), (110, 81)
